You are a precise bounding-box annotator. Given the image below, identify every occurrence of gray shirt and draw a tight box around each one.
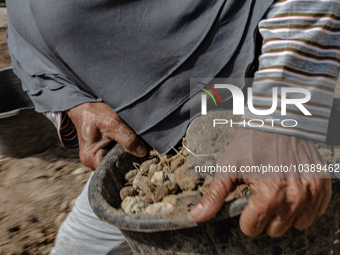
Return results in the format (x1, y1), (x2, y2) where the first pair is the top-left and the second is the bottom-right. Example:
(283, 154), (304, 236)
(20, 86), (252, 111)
(6, 0), (273, 153)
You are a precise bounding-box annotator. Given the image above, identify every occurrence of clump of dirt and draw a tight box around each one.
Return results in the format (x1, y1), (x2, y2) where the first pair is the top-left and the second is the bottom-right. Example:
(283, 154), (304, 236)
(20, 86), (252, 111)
(120, 141), (251, 218)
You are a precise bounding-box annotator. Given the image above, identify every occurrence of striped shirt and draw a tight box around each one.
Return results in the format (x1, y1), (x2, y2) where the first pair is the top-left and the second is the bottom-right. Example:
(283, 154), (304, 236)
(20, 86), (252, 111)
(47, 0), (340, 148)
(243, 0), (340, 140)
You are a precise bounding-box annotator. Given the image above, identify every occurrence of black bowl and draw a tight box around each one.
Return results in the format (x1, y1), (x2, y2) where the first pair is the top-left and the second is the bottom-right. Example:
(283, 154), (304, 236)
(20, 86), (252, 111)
(89, 143), (340, 254)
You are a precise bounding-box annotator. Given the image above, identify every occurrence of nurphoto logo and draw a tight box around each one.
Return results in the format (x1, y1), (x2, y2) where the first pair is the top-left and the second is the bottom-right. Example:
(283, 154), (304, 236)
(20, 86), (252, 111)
(199, 83), (312, 128)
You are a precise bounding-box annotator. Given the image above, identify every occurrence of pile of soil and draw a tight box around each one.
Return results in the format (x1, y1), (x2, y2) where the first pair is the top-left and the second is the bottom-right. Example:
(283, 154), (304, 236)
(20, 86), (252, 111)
(120, 140), (340, 218)
(119, 144), (251, 218)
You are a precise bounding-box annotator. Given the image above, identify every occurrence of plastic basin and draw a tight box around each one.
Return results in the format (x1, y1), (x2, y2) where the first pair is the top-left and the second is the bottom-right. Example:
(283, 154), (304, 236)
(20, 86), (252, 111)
(89, 144), (340, 254)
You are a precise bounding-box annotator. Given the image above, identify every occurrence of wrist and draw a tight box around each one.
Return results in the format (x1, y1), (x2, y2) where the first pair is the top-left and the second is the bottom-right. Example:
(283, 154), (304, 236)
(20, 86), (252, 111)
(66, 102), (97, 126)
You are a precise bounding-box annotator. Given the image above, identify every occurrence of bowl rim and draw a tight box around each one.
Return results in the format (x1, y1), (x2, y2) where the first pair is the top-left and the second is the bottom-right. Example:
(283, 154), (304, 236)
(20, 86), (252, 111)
(0, 66), (35, 117)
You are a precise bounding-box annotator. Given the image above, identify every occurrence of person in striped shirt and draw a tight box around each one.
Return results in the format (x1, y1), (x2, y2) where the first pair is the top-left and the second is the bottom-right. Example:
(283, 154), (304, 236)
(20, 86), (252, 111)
(6, 0), (339, 253)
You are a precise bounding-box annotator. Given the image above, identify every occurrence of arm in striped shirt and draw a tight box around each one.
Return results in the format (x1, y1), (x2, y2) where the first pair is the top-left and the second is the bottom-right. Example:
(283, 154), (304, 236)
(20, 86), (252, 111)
(242, 0), (340, 141)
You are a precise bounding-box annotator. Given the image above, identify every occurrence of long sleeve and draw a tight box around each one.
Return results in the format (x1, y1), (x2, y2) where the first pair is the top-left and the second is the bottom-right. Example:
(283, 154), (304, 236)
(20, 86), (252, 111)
(6, 15), (101, 113)
(242, 0), (340, 141)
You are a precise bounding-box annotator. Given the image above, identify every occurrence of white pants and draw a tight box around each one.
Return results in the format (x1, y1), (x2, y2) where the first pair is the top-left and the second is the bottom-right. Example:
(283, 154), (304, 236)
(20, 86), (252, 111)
(50, 173), (132, 255)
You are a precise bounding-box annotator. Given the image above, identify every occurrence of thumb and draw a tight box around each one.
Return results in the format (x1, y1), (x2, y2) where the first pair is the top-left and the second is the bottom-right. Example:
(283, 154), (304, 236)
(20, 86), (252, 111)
(108, 117), (147, 158)
(188, 178), (236, 222)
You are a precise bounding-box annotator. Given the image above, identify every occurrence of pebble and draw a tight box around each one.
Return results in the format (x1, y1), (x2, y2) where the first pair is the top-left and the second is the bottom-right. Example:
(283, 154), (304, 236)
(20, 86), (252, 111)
(176, 191), (202, 208)
(75, 174), (88, 183)
(153, 185), (170, 202)
(125, 169), (138, 184)
(48, 177), (56, 182)
(60, 201), (69, 212)
(69, 198), (77, 209)
(148, 164), (157, 173)
(173, 164), (202, 191)
(173, 164), (190, 180)
(54, 212), (68, 228)
(41, 247), (53, 255)
(181, 178), (202, 191)
(170, 157), (185, 172)
(145, 202), (174, 216)
(164, 180), (179, 194)
(30, 230), (45, 242)
(334, 148), (340, 163)
(156, 164), (163, 172)
(198, 186), (208, 195)
(148, 170), (157, 182)
(53, 160), (69, 171)
(160, 155), (169, 161)
(133, 173), (155, 200)
(151, 171), (165, 186)
(71, 167), (87, 175)
(318, 148), (333, 164)
(203, 178), (213, 188)
(164, 172), (174, 182)
(140, 159), (158, 174)
(316, 142), (333, 150)
(120, 186), (137, 201)
(132, 172), (144, 190)
(140, 195), (154, 204)
(121, 196), (148, 214)
(162, 165), (171, 173)
(162, 194), (177, 206)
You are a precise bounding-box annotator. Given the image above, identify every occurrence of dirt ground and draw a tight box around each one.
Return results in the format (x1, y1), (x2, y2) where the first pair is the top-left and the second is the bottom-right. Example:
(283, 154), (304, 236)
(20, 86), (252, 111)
(0, 9), (10, 69)
(1, 7), (340, 255)
(0, 8), (91, 255)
